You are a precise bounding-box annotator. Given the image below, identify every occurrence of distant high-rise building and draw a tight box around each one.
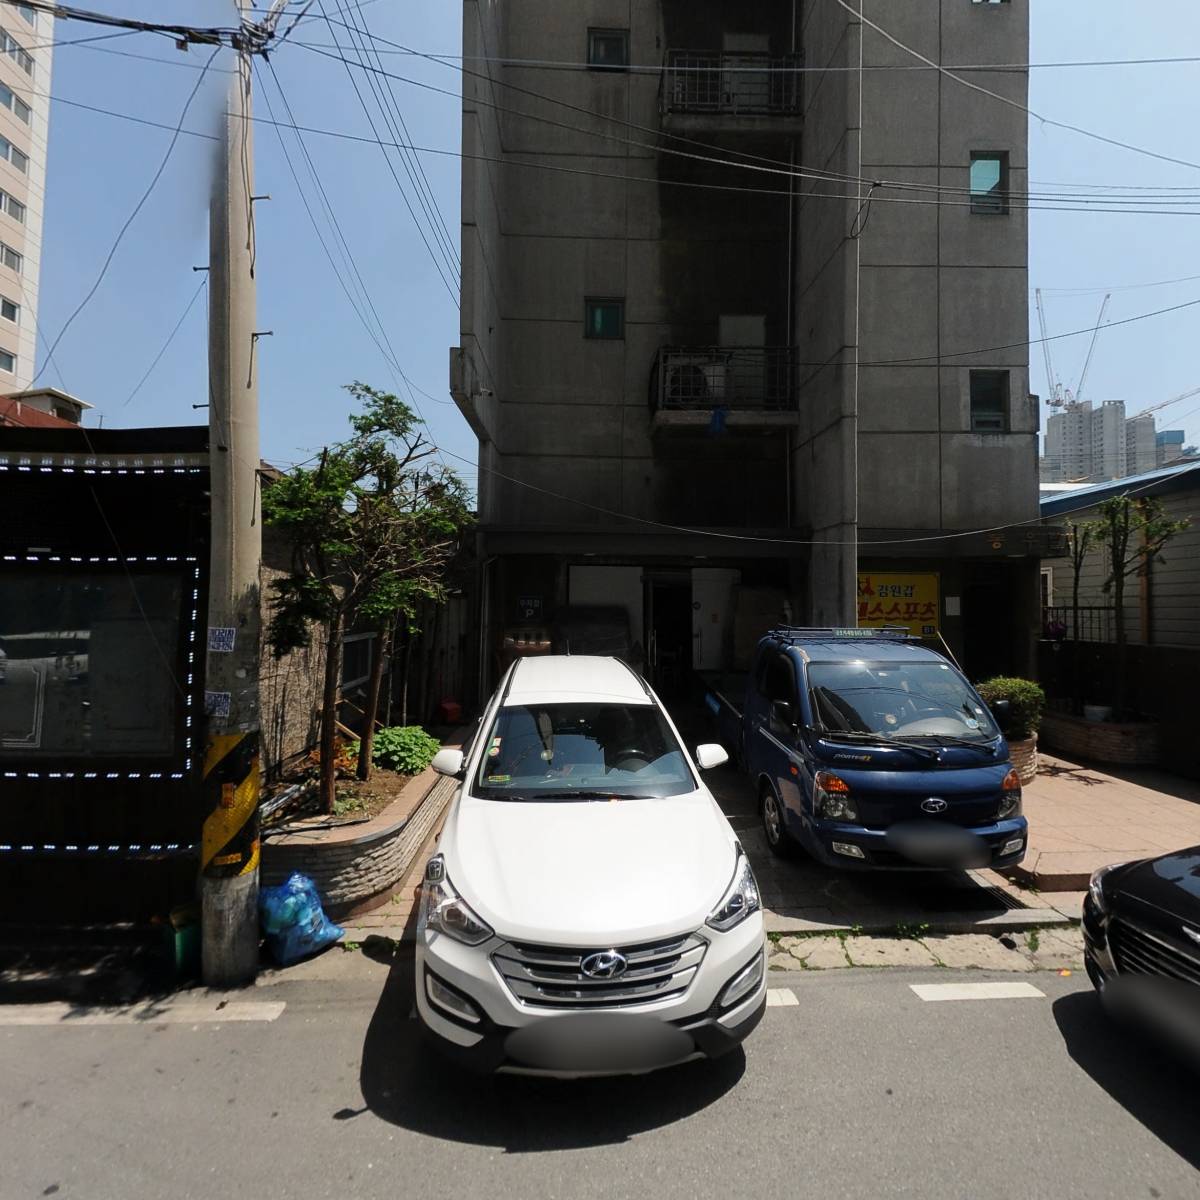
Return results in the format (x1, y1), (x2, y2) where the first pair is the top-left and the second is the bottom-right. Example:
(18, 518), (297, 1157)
(0, 4), (52, 392)
(1041, 401), (1171, 483)
(1126, 413), (1157, 476)
(1157, 429), (1186, 467)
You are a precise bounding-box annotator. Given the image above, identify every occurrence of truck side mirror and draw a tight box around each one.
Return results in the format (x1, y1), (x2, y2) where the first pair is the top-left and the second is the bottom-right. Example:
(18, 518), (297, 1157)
(771, 699), (794, 729)
(990, 699), (1011, 730)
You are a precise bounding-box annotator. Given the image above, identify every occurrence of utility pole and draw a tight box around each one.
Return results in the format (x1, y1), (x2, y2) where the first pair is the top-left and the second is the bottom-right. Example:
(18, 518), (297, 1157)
(201, 10), (263, 988)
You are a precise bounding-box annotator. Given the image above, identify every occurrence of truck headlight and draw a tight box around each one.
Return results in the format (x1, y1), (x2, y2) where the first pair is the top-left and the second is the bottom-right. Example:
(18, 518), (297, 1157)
(706, 849), (760, 932)
(418, 855), (493, 946)
(814, 771), (856, 821)
(997, 768), (1022, 819)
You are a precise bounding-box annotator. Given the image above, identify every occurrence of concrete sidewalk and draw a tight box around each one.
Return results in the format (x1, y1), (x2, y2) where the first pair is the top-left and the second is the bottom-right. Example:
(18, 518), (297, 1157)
(1008, 753), (1200, 891)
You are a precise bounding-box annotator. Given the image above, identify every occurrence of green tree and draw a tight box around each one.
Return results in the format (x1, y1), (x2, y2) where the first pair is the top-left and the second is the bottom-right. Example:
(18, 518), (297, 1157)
(262, 383), (471, 810)
(1064, 520), (1100, 714)
(1095, 494), (1189, 719)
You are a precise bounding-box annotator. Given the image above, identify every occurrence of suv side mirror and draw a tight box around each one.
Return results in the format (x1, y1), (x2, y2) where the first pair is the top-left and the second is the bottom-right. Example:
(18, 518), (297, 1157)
(990, 699), (1012, 730)
(695, 744), (729, 771)
(771, 699), (794, 729)
(431, 748), (465, 777)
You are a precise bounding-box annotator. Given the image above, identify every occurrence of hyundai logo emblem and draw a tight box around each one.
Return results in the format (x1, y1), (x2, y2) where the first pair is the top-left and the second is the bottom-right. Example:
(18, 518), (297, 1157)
(580, 950), (628, 980)
(921, 798), (949, 815)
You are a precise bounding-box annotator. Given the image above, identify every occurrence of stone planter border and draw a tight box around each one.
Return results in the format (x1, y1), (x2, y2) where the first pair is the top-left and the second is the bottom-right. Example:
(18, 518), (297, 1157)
(261, 761), (457, 920)
(1008, 734), (1038, 786)
(1039, 711), (1160, 767)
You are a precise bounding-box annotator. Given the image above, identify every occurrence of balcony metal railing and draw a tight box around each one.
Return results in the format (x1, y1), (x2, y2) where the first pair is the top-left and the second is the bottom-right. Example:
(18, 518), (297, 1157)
(660, 50), (802, 117)
(652, 347), (796, 413)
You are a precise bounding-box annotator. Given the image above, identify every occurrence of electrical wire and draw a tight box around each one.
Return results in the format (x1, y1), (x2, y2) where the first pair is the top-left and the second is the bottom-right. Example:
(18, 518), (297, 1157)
(833, 0), (1200, 176)
(121, 276), (207, 408)
(309, 3), (458, 303)
(332, 0), (459, 274)
(33, 46), (221, 387)
(432, 446), (1200, 549)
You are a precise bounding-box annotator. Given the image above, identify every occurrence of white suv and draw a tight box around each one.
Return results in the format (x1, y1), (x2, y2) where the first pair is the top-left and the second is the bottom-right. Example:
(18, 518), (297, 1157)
(415, 655), (766, 1077)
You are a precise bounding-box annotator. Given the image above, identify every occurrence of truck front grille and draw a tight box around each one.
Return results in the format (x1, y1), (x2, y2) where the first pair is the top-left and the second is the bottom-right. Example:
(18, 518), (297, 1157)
(492, 932), (707, 1009)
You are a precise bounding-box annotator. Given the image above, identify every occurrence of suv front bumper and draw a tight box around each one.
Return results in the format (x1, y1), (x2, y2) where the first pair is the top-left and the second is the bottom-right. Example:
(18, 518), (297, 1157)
(415, 915), (767, 1077)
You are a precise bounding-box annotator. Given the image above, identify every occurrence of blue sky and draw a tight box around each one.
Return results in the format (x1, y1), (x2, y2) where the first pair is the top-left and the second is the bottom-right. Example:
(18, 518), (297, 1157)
(34, 0), (1200, 477)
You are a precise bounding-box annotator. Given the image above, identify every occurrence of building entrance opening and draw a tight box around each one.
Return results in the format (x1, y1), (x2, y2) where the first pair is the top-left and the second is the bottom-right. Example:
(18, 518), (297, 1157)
(646, 576), (692, 698)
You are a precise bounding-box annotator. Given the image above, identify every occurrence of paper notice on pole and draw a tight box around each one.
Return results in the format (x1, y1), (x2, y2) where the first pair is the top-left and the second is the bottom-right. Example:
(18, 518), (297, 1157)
(208, 627), (237, 652)
(204, 691), (232, 718)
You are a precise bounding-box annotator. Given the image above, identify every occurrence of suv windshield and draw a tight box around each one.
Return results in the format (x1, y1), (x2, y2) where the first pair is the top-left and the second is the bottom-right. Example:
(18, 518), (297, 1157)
(473, 702), (695, 800)
(807, 660), (999, 742)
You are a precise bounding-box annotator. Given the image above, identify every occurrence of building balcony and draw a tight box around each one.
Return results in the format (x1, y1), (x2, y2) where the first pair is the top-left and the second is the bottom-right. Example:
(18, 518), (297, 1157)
(650, 346), (799, 431)
(659, 50), (804, 135)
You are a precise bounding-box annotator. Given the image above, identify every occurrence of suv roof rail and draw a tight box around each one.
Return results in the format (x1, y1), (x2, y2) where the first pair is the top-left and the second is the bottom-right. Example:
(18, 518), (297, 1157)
(764, 625), (919, 643)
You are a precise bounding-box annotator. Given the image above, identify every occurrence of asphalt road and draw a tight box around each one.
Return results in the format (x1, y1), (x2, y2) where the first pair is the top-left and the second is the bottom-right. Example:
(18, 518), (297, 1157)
(2, 955), (1196, 1200)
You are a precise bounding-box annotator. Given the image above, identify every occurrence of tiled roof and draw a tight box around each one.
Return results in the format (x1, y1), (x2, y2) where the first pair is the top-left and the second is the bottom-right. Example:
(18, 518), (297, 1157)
(0, 397), (79, 429)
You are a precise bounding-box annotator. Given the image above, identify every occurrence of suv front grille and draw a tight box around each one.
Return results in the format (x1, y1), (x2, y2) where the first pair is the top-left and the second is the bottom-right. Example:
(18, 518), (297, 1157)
(492, 933), (707, 1009)
(1110, 918), (1200, 987)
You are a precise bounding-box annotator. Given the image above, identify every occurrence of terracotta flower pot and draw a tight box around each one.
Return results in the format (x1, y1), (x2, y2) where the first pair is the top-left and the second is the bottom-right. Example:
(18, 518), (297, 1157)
(1009, 733), (1038, 786)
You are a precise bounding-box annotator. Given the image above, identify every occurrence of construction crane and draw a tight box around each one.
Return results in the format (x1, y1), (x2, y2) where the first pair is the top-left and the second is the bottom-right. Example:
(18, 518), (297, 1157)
(1034, 289), (1065, 407)
(1070, 292), (1111, 407)
(1129, 385), (1200, 421)
(1037, 290), (1111, 409)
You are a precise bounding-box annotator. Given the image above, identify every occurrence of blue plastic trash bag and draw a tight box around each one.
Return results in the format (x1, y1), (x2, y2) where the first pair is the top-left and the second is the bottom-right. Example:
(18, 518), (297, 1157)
(258, 872), (343, 965)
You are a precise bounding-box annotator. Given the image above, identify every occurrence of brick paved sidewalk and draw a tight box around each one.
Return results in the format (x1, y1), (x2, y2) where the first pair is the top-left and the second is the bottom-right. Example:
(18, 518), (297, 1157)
(1008, 753), (1200, 891)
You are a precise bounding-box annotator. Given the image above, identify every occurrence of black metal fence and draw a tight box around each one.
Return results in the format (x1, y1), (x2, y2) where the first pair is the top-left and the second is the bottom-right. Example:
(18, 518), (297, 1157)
(660, 50), (802, 116)
(1043, 605), (1117, 643)
(652, 346), (796, 412)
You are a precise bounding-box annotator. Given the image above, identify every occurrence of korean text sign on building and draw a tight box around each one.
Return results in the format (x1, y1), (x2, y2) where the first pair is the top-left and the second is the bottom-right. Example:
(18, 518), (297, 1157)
(857, 573), (939, 636)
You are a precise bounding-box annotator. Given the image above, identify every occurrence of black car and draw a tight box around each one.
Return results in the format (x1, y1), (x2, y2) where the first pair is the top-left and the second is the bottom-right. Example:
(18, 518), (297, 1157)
(1083, 846), (1200, 1062)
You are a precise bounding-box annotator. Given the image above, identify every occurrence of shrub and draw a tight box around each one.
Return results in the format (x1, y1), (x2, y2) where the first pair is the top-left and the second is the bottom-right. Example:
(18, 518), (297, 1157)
(976, 677), (1046, 741)
(371, 725), (441, 775)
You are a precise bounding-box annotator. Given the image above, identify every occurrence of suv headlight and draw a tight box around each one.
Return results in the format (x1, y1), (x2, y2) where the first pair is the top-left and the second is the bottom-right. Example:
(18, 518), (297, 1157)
(418, 855), (494, 946)
(997, 768), (1022, 820)
(706, 849), (761, 932)
(814, 771), (856, 821)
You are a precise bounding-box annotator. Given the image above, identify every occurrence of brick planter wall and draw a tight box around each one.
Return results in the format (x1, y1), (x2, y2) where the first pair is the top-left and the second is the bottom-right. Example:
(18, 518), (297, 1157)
(1040, 712), (1160, 767)
(261, 765), (456, 920)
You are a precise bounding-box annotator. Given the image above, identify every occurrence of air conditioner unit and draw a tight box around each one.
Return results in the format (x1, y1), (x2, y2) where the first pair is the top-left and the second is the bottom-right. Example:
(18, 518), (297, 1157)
(664, 356), (727, 408)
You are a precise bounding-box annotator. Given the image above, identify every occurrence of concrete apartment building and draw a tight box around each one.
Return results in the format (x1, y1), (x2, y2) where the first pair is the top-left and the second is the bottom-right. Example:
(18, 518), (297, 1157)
(1042, 400), (1165, 484)
(452, 0), (1047, 693)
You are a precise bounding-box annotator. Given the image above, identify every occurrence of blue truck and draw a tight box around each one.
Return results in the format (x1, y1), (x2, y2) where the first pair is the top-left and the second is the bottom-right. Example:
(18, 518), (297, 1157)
(705, 627), (1028, 871)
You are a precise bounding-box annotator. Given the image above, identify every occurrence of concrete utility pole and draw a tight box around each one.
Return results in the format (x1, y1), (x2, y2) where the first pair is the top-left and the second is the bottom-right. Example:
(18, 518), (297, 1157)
(201, 15), (264, 988)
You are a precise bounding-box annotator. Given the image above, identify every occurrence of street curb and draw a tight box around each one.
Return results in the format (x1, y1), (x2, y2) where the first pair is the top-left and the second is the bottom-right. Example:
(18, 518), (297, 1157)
(1003, 864), (1092, 892)
(764, 907), (1078, 936)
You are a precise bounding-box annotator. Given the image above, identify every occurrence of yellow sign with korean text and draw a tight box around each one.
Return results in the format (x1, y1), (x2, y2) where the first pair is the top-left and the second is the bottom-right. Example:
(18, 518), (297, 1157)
(856, 573), (940, 636)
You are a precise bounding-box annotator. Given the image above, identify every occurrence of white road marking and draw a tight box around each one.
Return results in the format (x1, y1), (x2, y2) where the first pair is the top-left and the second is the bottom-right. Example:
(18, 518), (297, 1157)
(909, 982), (1045, 1003)
(766, 988), (799, 1007)
(0, 999), (287, 1026)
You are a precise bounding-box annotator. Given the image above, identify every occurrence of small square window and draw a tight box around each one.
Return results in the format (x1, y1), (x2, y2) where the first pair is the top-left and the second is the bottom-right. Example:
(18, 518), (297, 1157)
(6, 195), (23, 223)
(1, 298), (17, 322)
(0, 348), (15, 372)
(584, 298), (624, 339)
(587, 28), (629, 71)
(970, 370), (1009, 432)
(970, 152), (1009, 214)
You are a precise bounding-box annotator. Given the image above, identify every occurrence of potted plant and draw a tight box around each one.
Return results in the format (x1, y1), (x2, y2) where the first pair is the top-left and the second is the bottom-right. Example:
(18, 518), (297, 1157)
(977, 677), (1046, 785)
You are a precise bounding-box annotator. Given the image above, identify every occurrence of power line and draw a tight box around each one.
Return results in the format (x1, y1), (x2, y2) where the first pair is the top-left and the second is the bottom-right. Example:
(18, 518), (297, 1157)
(1036, 272), (1200, 296)
(33, 46), (221, 387)
(833, 0), (1200, 177)
(432, 445), (1200, 549)
(121, 276), (207, 408)
(332, 0), (459, 273)
(309, 2), (458, 303)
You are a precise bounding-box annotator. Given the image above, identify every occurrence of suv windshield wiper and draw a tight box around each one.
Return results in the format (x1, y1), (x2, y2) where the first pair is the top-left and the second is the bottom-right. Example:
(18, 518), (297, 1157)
(811, 728), (941, 762)
(529, 789), (660, 801)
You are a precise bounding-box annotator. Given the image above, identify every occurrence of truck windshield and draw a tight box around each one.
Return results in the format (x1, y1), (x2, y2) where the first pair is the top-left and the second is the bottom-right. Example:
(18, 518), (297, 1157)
(474, 702), (696, 800)
(807, 661), (999, 742)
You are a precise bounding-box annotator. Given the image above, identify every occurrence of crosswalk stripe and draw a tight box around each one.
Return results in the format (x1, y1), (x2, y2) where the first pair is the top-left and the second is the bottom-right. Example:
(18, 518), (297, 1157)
(766, 988), (799, 1007)
(0, 999), (287, 1026)
(909, 982), (1045, 1002)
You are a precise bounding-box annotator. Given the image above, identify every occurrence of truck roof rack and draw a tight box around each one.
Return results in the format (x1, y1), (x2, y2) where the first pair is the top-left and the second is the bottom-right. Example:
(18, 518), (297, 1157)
(765, 626), (919, 643)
